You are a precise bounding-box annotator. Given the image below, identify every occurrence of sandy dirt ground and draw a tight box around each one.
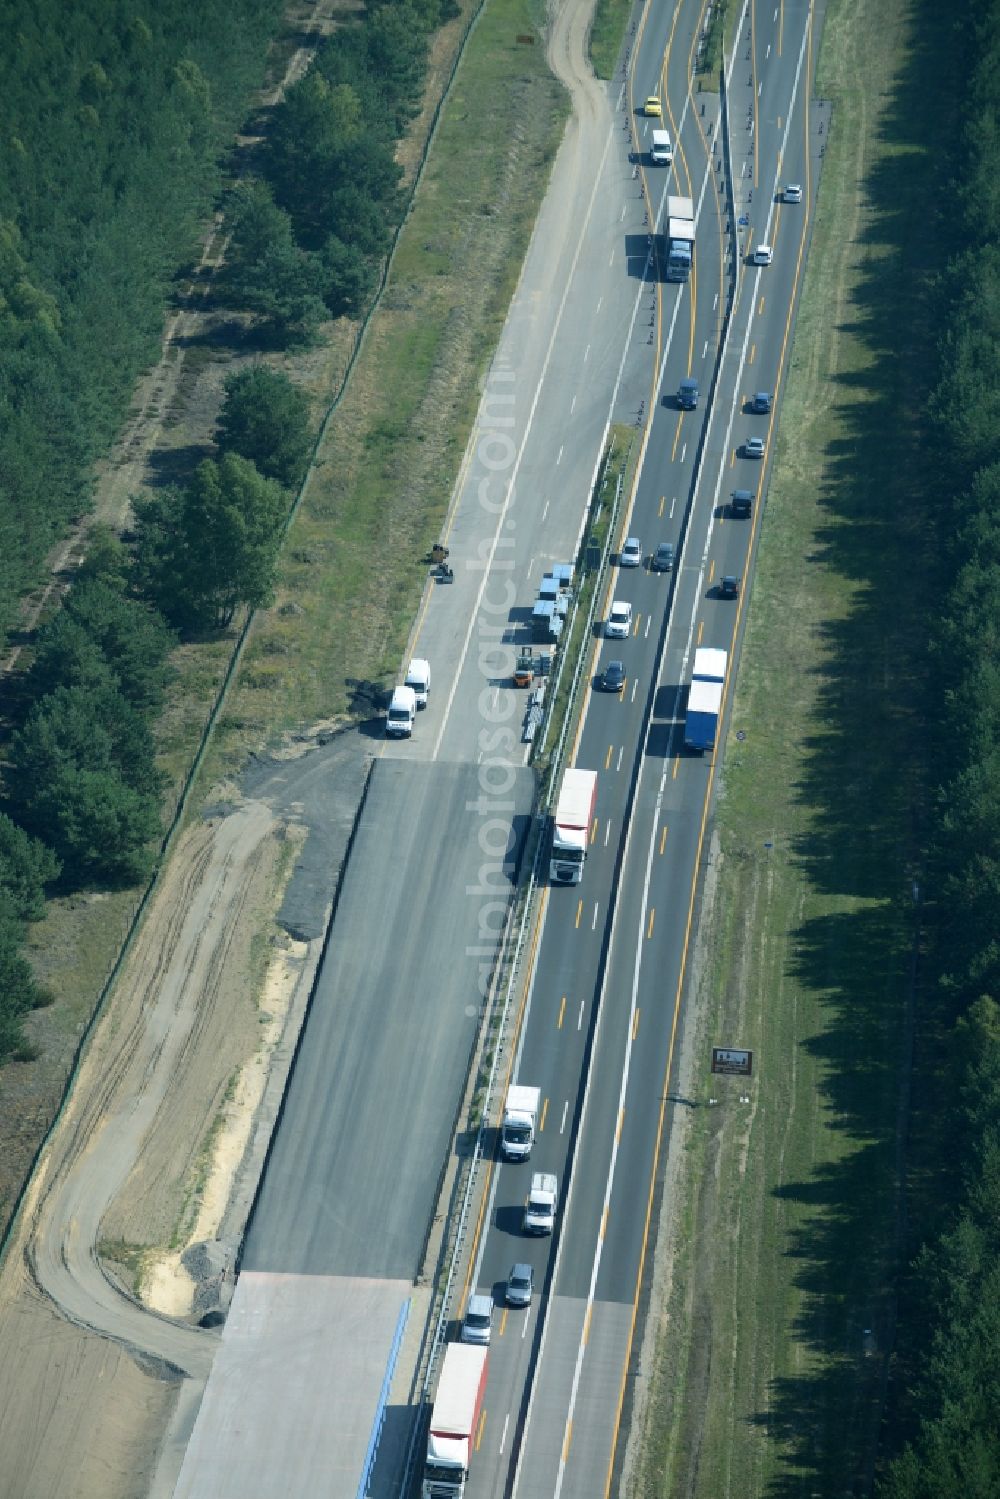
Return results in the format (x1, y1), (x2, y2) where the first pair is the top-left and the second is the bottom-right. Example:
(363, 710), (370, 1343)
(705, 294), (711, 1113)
(0, 707), (371, 1499)
(0, 800), (280, 1497)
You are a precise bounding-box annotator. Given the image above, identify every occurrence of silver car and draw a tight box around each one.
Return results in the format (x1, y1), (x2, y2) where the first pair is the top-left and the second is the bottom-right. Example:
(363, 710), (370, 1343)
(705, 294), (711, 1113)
(506, 1263), (533, 1307)
(619, 537), (642, 568)
(460, 1293), (493, 1345)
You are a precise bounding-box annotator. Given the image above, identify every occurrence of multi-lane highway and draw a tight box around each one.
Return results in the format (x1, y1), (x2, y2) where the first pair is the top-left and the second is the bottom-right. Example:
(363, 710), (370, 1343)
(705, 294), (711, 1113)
(414, 2), (826, 1495)
(169, 0), (826, 1494)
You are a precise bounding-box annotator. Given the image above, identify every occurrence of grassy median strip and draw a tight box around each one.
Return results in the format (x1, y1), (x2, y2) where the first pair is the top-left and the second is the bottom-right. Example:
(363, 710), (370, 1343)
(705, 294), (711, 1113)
(538, 423), (637, 771)
(590, 0), (633, 80)
(209, 0), (568, 770)
(634, 0), (950, 1493)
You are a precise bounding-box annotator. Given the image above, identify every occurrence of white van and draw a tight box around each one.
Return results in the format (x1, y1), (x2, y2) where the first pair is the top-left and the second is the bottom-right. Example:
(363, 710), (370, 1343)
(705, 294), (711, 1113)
(386, 685), (417, 737)
(606, 600), (633, 639)
(651, 130), (673, 165)
(404, 657), (431, 708)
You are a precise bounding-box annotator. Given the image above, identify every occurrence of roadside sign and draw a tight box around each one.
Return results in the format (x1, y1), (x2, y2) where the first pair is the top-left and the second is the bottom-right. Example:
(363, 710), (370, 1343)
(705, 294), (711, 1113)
(711, 1046), (753, 1076)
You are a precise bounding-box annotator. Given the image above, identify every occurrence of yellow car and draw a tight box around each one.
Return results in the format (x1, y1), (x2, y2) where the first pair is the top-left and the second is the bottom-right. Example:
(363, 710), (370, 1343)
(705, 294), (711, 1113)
(644, 95), (662, 118)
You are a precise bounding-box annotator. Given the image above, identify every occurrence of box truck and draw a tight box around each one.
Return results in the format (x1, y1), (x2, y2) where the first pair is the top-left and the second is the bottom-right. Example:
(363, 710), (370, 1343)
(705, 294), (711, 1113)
(684, 678), (723, 751)
(549, 768), (598, 884)
(405, 658), (431, 707)
(501, 1085), (541, 1160)
(423, 1343), (488, 1498)
(665, 194), (695, 281)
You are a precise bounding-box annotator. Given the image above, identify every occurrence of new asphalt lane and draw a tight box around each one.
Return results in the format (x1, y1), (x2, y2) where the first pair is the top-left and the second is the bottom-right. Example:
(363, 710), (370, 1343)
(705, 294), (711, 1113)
(242, 758), (534, 1279)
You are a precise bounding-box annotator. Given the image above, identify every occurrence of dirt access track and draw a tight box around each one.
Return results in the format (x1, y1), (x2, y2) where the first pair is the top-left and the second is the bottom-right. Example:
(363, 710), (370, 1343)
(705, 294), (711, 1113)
(0, 3), (605, 1496)
(0, 802), (276, 1496)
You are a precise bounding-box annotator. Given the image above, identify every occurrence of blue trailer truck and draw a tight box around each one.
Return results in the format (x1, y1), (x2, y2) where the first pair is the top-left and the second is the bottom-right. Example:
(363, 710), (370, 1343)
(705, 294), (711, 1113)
(684, 648), (727, 751)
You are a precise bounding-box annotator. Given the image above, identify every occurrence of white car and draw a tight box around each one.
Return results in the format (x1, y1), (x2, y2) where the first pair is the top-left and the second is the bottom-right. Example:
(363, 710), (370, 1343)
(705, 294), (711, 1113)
(619, 537), (642, 568)
(784, 184), (803, 203)
(752, 244), (773, 266)
(744, 436), (765, 459)
(606, 600), (633, 639)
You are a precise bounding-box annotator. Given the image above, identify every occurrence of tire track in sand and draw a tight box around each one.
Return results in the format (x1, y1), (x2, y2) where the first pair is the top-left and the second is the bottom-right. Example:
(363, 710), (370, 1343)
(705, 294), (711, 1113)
(21, 801), (276, 1379)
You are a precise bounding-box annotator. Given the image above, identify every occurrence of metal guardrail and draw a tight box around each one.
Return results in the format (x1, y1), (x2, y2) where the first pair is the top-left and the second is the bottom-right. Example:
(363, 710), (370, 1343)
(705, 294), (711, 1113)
(539, 458), (625, 785)
(399, 829), (547, 1491)
(359, 1298), (410, 1498)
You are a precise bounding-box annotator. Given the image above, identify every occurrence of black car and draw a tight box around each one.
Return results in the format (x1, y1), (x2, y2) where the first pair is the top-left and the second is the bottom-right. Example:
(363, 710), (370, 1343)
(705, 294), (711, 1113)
(720, 574), (740, 599)
(750, 390), (772, 414)
(676, 377), (699, 410)
(651, 541), (675, 572)
(599, 660), (626, 692)
(731, 489), (753, 518)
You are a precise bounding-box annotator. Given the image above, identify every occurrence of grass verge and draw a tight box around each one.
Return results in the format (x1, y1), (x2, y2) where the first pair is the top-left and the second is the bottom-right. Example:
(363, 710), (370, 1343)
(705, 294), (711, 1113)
(633, 0), (954, 1492)
(538, 423), (637, 771)
(589, 0), (632, 80)
(206, 0), (568, 777)
(694, 0), (729, 83)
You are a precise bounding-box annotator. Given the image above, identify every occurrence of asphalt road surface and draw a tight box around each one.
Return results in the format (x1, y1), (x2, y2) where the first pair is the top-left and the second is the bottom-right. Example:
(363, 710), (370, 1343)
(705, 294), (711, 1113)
(173, 0), (827, 1491)
(242, 759), (533, 1280)
(418, 1), (829, 1495)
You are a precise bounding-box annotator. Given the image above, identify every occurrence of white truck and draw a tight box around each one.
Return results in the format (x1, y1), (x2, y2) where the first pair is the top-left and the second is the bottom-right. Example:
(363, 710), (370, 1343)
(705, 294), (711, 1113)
(501, 1085), (540, 1160)
(665, 193), (695, 282)
(523, 1171), (558, 1234)
(693, 647), (727, 683)
(405, 657), (431, 707)
(386, 684), (417, 737)
(550, 768), (598, 884)
(423, 1343), (488, 1498)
